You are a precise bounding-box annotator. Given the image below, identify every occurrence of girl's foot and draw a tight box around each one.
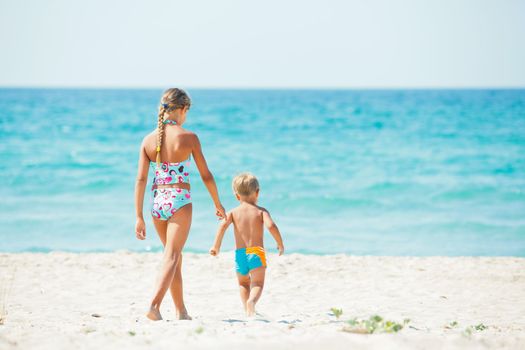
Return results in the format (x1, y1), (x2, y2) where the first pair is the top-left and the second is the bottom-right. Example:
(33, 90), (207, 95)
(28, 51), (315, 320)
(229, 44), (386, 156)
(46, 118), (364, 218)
(176, 306), (192, 320)
(177, 312), (192, 320)
(146, 306), (162, 321)
(246, 300), (256, 317)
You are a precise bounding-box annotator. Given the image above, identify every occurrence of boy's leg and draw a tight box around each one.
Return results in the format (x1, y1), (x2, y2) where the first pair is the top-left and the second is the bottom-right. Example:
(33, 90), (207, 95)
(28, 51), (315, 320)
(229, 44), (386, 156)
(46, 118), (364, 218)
(237, 273), (251, 311)
(246, 267), (265, 316)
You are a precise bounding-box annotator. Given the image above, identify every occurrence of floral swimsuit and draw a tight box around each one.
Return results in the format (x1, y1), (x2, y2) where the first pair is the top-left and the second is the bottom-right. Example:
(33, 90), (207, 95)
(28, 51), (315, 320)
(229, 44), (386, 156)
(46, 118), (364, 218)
(150, 120), (191, 220)
(150, 156), (192, 221)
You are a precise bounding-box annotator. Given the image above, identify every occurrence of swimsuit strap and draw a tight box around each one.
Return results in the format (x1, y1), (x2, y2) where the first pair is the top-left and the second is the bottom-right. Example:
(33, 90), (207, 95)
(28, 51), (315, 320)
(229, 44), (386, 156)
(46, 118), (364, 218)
(153, 153), (191, 167)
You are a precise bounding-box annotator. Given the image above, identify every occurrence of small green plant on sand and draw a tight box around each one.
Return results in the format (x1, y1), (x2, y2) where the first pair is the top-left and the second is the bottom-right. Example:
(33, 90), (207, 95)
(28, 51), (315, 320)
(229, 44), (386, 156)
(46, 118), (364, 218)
(463, 327), (473, 337)
(463, 323), (488, 337)
(330, 308), (343, 319)
(195, 326), (204, 334)
(128, 331), (136, 336)
(474, 323), (487, 331)
(342, 315), (410, 334)
(445, 321), (458, 329)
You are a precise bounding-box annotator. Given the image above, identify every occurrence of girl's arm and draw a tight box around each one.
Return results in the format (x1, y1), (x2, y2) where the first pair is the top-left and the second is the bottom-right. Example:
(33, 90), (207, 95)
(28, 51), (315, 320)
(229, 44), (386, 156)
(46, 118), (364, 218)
(209, 212), (233, 256)
(192, 134), (226, 219)
(134, 138), (149, 240)
(262, 210), (284, 255)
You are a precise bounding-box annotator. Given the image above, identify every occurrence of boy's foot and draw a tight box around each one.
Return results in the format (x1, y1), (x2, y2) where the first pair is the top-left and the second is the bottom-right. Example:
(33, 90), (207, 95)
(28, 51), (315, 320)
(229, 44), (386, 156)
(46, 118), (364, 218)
(246, 300), (256, 317)
(146, 307), (162, 321)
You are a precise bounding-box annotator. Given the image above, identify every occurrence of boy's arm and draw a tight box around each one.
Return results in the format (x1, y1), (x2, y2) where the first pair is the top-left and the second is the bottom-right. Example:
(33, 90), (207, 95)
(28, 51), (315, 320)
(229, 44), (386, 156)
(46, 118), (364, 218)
(209, 211), (233, 256)
(262, 210), (284, 255)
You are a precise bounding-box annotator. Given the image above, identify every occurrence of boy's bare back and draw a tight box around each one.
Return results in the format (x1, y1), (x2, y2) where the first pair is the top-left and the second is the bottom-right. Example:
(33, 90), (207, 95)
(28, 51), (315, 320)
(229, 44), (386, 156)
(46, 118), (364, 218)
(231, 202), (267, 249)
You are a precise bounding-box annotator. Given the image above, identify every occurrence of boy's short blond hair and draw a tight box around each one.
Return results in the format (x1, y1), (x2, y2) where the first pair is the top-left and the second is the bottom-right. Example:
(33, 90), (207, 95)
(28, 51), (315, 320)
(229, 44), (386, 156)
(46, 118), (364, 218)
(232, 173), (260, 196)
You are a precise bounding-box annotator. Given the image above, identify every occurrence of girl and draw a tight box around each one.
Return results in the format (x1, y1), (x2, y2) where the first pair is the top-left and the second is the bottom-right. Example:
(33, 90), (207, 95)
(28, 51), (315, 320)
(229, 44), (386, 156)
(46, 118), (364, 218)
(134, 88), (226, 321)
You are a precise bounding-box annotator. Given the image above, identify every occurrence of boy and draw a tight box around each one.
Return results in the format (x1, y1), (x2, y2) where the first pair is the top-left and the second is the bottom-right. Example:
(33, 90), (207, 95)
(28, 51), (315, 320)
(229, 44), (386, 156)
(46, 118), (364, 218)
(209, 172), (284, 317)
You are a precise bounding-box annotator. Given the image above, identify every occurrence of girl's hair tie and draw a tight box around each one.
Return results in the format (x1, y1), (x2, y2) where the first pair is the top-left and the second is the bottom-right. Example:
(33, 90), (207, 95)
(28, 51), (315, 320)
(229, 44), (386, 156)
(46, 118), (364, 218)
(161, 103), (179, 112)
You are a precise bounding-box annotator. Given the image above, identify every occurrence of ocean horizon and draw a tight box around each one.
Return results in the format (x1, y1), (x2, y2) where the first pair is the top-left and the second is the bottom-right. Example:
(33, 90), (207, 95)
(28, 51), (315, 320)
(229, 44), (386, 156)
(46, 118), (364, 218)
(0, 88), (524, 256)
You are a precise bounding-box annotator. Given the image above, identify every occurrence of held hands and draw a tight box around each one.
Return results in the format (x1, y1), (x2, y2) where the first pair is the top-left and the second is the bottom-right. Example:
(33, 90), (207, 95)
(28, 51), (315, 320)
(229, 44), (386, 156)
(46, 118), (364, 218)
(278, 244), (285, 256)
(215, 203), (226, 219)
(209, 246), (220, 256)
(135, 217), (146, 240)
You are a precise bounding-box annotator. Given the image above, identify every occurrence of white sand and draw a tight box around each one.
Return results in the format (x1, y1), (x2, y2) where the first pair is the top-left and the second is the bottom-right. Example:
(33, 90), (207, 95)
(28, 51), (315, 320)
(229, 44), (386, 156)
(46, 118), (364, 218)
(0, 252), (524, 349)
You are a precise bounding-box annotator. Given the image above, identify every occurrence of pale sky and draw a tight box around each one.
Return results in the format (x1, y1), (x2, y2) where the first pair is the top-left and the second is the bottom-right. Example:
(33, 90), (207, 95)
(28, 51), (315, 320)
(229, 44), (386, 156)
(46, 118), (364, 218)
(1, 0), (524, 88)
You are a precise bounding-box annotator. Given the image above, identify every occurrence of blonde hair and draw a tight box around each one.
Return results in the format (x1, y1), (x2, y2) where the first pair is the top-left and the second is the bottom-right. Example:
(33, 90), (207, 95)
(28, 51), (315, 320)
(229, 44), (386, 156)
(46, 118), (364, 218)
(232, 173), (260, 196)
(156, 88), (192, 167)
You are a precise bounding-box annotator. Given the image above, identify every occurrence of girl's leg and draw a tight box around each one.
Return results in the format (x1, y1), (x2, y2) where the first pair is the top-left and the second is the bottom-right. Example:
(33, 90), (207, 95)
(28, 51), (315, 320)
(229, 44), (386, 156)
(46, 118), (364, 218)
(152, 211), (192, 320)
(147, 204), (192, 320)
(170, 254), (191, 319)
(246, 267), (265, 317)
(236, 273), (251, 311)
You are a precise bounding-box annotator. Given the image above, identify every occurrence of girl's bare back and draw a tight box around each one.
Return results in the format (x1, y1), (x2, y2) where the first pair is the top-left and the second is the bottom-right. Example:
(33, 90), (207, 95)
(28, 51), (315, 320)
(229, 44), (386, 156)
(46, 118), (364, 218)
(143, 127), (195, 163)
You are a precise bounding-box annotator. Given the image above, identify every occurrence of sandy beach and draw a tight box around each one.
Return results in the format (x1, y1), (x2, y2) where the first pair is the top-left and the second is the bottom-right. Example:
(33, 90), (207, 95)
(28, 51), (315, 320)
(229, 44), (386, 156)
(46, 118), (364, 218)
(1, 252), (524, 349)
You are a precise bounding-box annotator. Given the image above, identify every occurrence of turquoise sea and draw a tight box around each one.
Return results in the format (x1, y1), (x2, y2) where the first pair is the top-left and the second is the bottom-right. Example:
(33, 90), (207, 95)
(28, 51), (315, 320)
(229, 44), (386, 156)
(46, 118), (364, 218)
(0, 88), (524, 256)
